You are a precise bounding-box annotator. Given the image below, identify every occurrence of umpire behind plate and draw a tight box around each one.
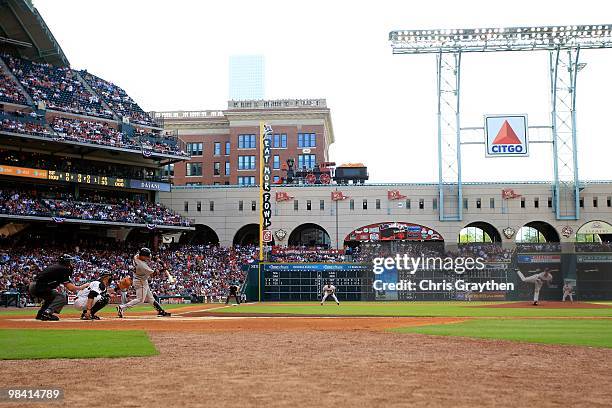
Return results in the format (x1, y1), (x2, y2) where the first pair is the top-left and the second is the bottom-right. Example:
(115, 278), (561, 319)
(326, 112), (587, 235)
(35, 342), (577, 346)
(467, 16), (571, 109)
(28, 254), (88, 321)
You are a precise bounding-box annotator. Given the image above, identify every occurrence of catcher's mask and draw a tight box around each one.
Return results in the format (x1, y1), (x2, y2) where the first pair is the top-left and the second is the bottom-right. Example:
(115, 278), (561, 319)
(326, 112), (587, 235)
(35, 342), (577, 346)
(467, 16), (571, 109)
(98, 269), (113, 282)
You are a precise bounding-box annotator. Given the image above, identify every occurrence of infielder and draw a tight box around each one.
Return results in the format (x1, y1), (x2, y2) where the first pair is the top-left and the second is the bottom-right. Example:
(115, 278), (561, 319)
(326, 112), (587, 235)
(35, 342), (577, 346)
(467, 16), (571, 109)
(562, 283), (574, 303)
(116, 248), (171, 318)
(516, 269), (553, 305)
(74, 270), (113, 320)
(320, 281), (340, 305)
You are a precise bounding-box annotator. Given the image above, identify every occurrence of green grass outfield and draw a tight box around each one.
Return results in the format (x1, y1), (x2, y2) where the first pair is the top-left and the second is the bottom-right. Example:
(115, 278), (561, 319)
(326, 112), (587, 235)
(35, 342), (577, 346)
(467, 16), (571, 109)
(214, 301), (612, 318)
(391, 319), (612, 348)
(0, 329), (158, 359)
(0, 303), (198, 317)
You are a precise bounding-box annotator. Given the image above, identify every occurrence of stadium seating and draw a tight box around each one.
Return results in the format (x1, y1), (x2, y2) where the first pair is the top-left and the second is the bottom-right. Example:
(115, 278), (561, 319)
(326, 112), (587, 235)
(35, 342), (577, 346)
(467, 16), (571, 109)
(0, 117), (50, 137)
(0, 244), (258, 299)
(47, 116), (186, 156)
(0, 73), (27, 105)
(2, 239), (577, 301)
(0, 189), (189, 226)
(2, 53), (114, 119)
(50, 116), (128, 148)
(0, 54), (186, 156)
(80, 71), (158, 127)
(0, 150), (161, 181)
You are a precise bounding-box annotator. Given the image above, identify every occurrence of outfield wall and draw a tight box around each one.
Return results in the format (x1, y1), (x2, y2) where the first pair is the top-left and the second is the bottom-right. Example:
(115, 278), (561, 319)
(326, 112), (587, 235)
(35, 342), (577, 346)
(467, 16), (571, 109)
(244, 254), (612, 301)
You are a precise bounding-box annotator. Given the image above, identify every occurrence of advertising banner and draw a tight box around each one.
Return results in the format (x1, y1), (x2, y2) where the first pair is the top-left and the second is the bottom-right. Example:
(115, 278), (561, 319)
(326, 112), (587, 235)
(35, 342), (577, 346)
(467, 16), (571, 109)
(0, 164), (48, 179)
(259, 122), (273, 260)
(485, 114), (529, 157)
(517, 254), (561, 263)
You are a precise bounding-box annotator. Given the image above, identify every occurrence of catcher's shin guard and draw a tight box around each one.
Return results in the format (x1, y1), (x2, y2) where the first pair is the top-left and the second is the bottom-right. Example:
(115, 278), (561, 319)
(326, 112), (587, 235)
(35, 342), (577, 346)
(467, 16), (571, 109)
(90, 294), (110, 317)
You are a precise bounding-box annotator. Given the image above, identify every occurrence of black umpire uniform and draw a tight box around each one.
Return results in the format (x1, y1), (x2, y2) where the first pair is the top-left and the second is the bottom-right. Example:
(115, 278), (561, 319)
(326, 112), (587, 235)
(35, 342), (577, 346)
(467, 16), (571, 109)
(28, 254), (74, 321)
(225, 282), (241, 305)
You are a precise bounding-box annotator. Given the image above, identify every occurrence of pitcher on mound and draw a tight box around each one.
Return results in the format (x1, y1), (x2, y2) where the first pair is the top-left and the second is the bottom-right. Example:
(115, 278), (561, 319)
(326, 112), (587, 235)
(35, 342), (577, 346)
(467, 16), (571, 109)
(517, 268), (553, 306)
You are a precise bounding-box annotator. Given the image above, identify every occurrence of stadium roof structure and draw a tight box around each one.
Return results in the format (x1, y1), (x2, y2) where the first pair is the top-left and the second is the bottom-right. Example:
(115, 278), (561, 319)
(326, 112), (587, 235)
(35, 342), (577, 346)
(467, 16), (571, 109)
(389, 24), (612, 54)
(0, 0), (69, 67)
(389, 24), (612, 223)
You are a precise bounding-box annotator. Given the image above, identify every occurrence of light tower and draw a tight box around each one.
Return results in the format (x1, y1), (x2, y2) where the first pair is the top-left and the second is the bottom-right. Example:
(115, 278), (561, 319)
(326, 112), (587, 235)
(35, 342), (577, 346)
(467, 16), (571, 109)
(389, 25), (612, 221)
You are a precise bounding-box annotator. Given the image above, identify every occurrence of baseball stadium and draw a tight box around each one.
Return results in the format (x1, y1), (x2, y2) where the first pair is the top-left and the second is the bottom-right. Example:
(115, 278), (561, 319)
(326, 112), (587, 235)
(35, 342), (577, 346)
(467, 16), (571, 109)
(0, 1), (611, 407)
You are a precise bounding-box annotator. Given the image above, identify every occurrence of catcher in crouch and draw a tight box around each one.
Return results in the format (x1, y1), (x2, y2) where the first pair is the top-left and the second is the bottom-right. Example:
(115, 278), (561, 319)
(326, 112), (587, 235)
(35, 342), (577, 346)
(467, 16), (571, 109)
(73, 269), (114, 320)
(116, 248), (171, 318)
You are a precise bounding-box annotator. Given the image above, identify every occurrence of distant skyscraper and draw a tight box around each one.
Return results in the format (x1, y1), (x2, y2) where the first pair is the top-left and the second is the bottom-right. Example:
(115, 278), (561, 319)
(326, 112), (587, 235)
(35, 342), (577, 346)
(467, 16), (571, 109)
(229, 55), (265, 100)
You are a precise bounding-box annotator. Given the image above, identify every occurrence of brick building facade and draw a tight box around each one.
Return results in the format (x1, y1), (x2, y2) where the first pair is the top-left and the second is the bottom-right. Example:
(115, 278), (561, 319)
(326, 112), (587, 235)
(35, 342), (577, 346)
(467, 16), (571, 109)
(151, 99), (334, 186)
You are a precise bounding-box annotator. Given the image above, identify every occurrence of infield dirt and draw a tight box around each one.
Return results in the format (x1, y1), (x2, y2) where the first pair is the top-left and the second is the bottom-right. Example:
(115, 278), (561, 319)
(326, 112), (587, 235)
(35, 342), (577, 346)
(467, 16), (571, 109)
(1, 311), (611, 407)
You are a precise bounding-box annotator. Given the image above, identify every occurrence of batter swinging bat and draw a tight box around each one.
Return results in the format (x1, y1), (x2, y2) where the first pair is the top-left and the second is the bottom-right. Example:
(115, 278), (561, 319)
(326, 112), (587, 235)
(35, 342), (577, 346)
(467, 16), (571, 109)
(165, 270), (176, 284)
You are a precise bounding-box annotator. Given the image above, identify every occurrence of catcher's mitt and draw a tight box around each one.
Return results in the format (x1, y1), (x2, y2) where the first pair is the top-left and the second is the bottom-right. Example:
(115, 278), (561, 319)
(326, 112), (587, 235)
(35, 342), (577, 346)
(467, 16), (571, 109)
(118, 276), (132, 290)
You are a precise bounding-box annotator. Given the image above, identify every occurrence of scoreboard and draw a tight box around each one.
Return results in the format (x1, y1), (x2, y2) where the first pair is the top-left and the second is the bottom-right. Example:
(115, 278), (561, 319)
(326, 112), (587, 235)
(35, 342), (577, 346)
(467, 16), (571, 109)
(0, 164), (171, 192)
(47, 171), (126, 188)
(262, 263), (374, 301)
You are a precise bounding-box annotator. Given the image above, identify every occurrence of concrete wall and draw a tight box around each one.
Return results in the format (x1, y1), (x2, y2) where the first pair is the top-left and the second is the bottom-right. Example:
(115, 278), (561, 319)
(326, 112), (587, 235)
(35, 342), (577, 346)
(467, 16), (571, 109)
(160, 182), (612, 247)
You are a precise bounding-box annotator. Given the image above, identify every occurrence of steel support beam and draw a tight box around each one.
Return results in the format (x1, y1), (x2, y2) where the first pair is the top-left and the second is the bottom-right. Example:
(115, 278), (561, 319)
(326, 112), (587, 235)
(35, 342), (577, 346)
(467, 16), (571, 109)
(550, 47), (580, 220)
(437, 52), (462, 221)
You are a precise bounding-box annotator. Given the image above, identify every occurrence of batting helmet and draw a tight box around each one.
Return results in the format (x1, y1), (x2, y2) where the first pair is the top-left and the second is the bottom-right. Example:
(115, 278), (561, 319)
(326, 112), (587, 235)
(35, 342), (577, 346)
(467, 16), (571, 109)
(139, 247), (152, 257)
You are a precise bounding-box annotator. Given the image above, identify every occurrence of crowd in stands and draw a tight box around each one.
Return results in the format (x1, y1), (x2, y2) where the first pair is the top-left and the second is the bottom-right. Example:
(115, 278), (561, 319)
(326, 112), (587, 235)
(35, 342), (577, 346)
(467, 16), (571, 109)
(269, 246), (348, 262)
(0, 73), (27, 105)
(47, 117), (185, 156)
(3, 54), (113, 119)
(0, 150), (163, 181)
(153, 245), (258, 298)
(134, 127), (186, 157)
(453, 243), (513, 262)
(81, 71), (158, 127)
(0, 189), (189, 226)
(0, 117), (50, 137)
(0, 113), (186, 157)
(0, 54), (185, 156)
(50, 116), (125, 147)
(349, 241), (446, 262)
(575, 242), (612, 252)
(348, 241), (516, 264)
(0, 242), (258, 301)
(515, 242), (561, 253)
(2, 237), (610, 304)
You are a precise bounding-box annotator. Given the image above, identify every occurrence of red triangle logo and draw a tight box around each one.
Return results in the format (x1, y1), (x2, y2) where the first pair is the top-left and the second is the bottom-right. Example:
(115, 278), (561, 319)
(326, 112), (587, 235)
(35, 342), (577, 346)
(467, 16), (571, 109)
(492, 120), (521, 144)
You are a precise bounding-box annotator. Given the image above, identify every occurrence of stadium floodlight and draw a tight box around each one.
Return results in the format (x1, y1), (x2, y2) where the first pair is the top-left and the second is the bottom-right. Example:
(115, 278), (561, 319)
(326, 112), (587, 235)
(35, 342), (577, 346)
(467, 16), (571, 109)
(389, 24), (612, 54)
(390, 24), (612, 221)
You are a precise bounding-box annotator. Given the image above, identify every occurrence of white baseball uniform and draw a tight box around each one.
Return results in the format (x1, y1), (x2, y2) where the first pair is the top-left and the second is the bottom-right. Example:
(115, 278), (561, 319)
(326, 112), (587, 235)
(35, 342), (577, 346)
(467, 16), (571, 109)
(73, 280), (105, 310)
(517, 270), (553, 302)
(562, 284), (573, 302)
(120, 255), (156, 309)
(321, 284), (339, 305)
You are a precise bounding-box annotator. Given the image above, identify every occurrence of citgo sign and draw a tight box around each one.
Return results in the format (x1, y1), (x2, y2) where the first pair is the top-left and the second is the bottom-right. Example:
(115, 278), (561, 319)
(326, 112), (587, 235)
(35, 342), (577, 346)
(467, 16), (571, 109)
(485, 114), (529, 157)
